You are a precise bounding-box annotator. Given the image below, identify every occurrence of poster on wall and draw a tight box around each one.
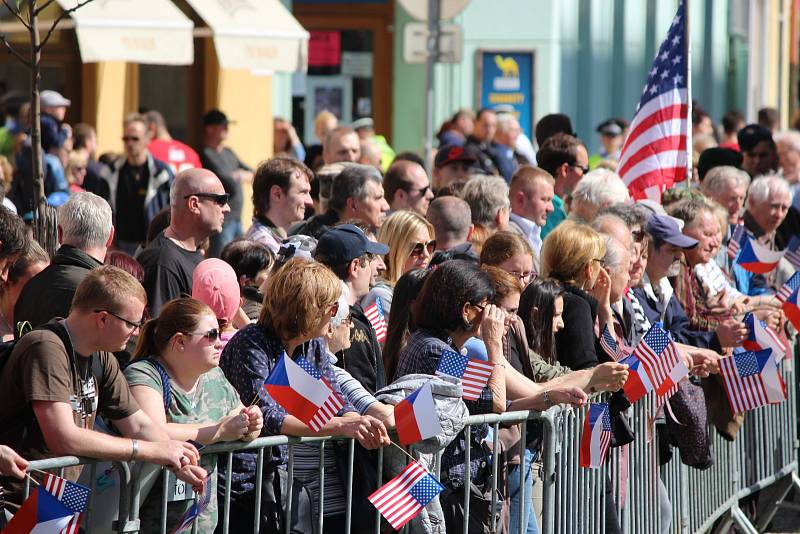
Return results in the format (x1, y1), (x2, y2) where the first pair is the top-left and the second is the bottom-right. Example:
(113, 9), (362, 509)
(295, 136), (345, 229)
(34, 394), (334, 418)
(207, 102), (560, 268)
(304, 76), (353, 145)
(476, 50), (534, 139)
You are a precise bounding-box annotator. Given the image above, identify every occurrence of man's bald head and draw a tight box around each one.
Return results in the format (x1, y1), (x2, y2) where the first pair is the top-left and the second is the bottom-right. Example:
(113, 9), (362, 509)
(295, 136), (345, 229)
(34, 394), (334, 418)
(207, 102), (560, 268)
(170, 168), (223, 209)
(426, 196), (472, 249)
(591, 212), (633, 252)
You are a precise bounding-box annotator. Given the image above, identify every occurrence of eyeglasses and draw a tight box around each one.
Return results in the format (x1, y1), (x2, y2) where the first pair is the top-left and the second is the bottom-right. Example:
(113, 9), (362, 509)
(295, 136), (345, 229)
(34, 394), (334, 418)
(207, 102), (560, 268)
(410, 240), (436, 257)
(183, 192), (230, 206)
(342, 314), (353, 327)
(509, 270), (534, 282)
(571, 163), (590, 175)
(185, 328), (221, 342)
(94, 309), (144, 331)
(471, 302), (486, 314)
(329, 301), (340, 318)
(122, 136), (141, 143)
(592, 258), (606, 267)
(631, 229), (644, 243)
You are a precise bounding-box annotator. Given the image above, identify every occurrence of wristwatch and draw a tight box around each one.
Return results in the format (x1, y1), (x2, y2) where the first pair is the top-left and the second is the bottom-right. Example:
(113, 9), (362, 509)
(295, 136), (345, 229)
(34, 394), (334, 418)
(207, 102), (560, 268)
(543, 390), (553, 409)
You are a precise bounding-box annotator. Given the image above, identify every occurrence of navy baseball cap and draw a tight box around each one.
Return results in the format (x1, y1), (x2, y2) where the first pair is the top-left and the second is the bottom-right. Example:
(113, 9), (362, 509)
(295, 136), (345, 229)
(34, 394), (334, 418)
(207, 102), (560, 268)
(315, 224), (389, 265)
(646, 214), (698, 249)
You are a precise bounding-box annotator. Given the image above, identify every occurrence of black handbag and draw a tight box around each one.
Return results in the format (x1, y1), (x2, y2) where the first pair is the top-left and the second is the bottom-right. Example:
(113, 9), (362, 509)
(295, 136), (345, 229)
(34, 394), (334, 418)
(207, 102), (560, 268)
(608, 391), (635, 448)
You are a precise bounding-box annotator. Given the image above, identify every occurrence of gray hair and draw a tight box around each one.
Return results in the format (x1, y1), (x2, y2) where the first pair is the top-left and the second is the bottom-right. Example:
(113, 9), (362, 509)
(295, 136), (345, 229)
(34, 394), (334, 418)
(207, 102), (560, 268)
(328, 163), (383, 212)
(57, 192), (113, 249)
(571, 169), (630, 208)
(702, 166), (750, 197)
(426, 196), (472, 242)
(330, 281), (351, 327)
(747, 173), (791, 208)
(496, 113), (519, 133)
(775, 130), (800, 154)
(459, 175), (510, 228)
(602, 236), (628, 275)
(595, 203), (647, 231)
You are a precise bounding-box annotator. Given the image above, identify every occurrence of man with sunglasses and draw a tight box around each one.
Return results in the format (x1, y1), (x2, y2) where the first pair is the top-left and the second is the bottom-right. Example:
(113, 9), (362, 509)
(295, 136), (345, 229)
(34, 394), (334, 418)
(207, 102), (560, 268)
(383, 160), (434, 216)
(536, 132), (590, 239)
(314, 224), (390, 394)
(138, 168), (230, 315)
(107, 113), (174, 255)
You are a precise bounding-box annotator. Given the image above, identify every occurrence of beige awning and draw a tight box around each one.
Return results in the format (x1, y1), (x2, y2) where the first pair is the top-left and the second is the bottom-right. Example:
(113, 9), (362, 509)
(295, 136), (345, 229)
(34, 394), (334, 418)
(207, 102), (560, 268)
(56, 0), (194, 65)
(184, 0), (309, 73)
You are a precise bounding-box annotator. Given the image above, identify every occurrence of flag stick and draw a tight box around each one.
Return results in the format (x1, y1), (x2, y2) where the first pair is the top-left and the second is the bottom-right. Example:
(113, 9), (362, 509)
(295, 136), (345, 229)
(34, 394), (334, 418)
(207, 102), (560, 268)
(684, 0), (693, 189)
(26, 473), (40, 486)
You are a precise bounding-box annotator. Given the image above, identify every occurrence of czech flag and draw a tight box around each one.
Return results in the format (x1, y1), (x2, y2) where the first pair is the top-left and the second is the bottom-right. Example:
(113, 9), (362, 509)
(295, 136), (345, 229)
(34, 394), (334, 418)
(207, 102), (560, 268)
(619, 352), (654, 404)
(776, 272), (800, 331)
(736, 235), (784, 274)
(3, 487), (75, 534)
(743, 312), (787, 363)
(579, 403), (612, 469)
(260, 353), (344, 431)
(395, 381), (443, 446)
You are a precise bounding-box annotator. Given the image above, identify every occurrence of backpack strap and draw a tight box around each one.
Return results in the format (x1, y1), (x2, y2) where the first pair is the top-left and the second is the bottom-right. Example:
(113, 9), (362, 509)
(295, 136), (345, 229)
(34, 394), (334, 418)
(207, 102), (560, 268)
(142, 358), (172, 412)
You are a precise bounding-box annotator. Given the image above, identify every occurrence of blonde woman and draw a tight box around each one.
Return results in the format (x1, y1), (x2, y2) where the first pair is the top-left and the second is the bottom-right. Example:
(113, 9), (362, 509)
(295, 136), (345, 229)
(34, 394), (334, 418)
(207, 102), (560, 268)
(362, 210), (434, 318)
(65, 151), (89, 193)
(540, 220), (609, 370)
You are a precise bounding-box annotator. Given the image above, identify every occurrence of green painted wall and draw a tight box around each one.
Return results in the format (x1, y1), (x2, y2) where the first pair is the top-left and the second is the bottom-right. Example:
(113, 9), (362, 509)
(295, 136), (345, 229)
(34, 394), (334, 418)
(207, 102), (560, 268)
(391, 0), (739, 156)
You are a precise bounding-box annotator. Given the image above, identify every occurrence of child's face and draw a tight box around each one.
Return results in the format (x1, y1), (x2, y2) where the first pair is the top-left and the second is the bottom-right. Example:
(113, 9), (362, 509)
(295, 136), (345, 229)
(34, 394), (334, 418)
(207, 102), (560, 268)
(552, 296), (565, 334)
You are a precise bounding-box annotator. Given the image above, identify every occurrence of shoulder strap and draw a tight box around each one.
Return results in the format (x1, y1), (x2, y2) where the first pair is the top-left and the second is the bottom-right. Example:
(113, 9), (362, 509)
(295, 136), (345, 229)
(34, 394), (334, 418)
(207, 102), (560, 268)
(142, 357), (172, 412)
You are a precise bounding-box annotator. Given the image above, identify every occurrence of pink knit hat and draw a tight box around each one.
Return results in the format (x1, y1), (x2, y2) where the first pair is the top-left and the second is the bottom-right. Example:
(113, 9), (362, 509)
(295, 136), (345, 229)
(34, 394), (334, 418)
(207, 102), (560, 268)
(191, 258), (241, 323)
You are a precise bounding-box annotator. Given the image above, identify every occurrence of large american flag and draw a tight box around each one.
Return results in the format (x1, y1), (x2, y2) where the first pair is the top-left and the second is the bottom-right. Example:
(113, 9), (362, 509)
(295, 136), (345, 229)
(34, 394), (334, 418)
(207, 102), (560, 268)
(718, 350), (786, 414)
(368, 461), (444, 530)
(632, 325), (686, 397)
(42, 473), (91, 534)
(617, 0), (688, 201)
(436, 348), (495, 401)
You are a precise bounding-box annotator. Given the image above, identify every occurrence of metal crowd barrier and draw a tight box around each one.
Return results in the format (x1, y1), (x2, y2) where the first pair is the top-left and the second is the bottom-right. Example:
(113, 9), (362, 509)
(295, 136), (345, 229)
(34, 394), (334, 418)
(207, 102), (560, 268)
(22, 359), (799, 534)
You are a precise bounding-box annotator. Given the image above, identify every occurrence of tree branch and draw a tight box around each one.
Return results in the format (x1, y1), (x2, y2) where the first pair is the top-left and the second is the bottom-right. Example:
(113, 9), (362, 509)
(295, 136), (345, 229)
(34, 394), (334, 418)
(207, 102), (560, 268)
(35, 0), (58, 15)
(0, 35), (31, 67)
(37, 0), (94, 51)
(2, 0), (31, 29)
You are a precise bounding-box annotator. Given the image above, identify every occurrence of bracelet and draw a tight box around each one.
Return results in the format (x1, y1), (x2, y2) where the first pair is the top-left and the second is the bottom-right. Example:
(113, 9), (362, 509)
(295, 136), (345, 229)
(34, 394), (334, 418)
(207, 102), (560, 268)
(543, 390), (553, 408)
(129, 439), (139, 462)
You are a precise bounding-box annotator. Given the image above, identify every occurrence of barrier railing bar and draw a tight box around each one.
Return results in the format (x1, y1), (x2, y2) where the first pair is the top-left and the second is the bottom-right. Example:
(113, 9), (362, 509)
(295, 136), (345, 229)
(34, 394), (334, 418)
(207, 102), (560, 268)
(490, 420), (499, 533)
(222, 451), (232, 534)
(253, 447), (264, 534)
(462, 423), (471, 534)
(284, 444), (294, 534)
(344, 438), (354, 534)
(318, 441), (325, 534)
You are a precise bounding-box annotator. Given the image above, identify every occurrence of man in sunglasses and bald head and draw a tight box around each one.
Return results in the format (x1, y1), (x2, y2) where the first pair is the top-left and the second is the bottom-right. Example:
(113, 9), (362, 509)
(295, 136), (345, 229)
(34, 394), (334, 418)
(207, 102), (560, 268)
(138, 168), (231, 315)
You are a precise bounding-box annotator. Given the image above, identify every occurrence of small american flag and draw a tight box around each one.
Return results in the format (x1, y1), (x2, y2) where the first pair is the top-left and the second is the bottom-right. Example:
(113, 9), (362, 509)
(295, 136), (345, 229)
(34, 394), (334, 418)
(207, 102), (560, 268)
(436, 349), (494, 401)
(42, 473), (91, 534)
(295, 355), (345, 431)
(632, 325), (687, 397)
(172, 475), (213, 534)
(579, 403), (613, 468)
(718, 350), (786, 414)
(368, 461), (444, 530)
(617, 0), (689, 201)
(599, 324), (626, 361)
(363, 297), (387, 343)
(776, 272), (800, 303)
(783, 236), (800, 271)
(727, 224), (746, 261)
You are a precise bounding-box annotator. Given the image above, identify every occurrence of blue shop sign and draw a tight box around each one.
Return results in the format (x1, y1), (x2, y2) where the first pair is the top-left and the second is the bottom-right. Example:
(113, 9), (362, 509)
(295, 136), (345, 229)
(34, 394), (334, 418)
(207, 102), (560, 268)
(477, 50), (534, 138)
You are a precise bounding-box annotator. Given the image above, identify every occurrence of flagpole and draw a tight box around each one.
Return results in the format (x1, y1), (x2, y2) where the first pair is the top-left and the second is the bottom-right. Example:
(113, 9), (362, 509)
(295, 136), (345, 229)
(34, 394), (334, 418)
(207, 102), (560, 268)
(684, 0), (693, 189)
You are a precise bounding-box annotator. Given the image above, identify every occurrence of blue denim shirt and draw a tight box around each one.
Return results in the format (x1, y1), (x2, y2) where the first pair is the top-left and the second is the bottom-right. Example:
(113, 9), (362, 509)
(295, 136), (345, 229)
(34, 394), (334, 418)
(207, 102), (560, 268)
(218, 323), (354, 499)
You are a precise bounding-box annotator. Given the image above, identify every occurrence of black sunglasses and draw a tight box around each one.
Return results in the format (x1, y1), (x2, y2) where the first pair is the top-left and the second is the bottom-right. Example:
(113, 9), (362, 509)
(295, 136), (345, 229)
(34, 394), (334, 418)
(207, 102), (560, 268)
(94, 309), (144, 330)
(404, 185), (431, 197)
(184, 192), (230, 206)
(571, 163), (590, 174)
(185, 328), (221, 342)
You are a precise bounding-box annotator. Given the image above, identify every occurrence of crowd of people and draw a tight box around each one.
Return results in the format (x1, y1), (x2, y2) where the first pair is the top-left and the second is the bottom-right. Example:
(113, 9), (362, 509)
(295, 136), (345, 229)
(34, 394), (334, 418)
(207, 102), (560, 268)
(0, 89), (796, 534)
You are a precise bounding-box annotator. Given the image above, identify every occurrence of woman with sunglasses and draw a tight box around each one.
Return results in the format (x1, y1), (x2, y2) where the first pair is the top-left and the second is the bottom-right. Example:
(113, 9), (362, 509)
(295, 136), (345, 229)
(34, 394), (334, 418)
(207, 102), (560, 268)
(362, 210), (434, 319)
(219, 258), (390, 533)
(124, 297), (263, 533)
